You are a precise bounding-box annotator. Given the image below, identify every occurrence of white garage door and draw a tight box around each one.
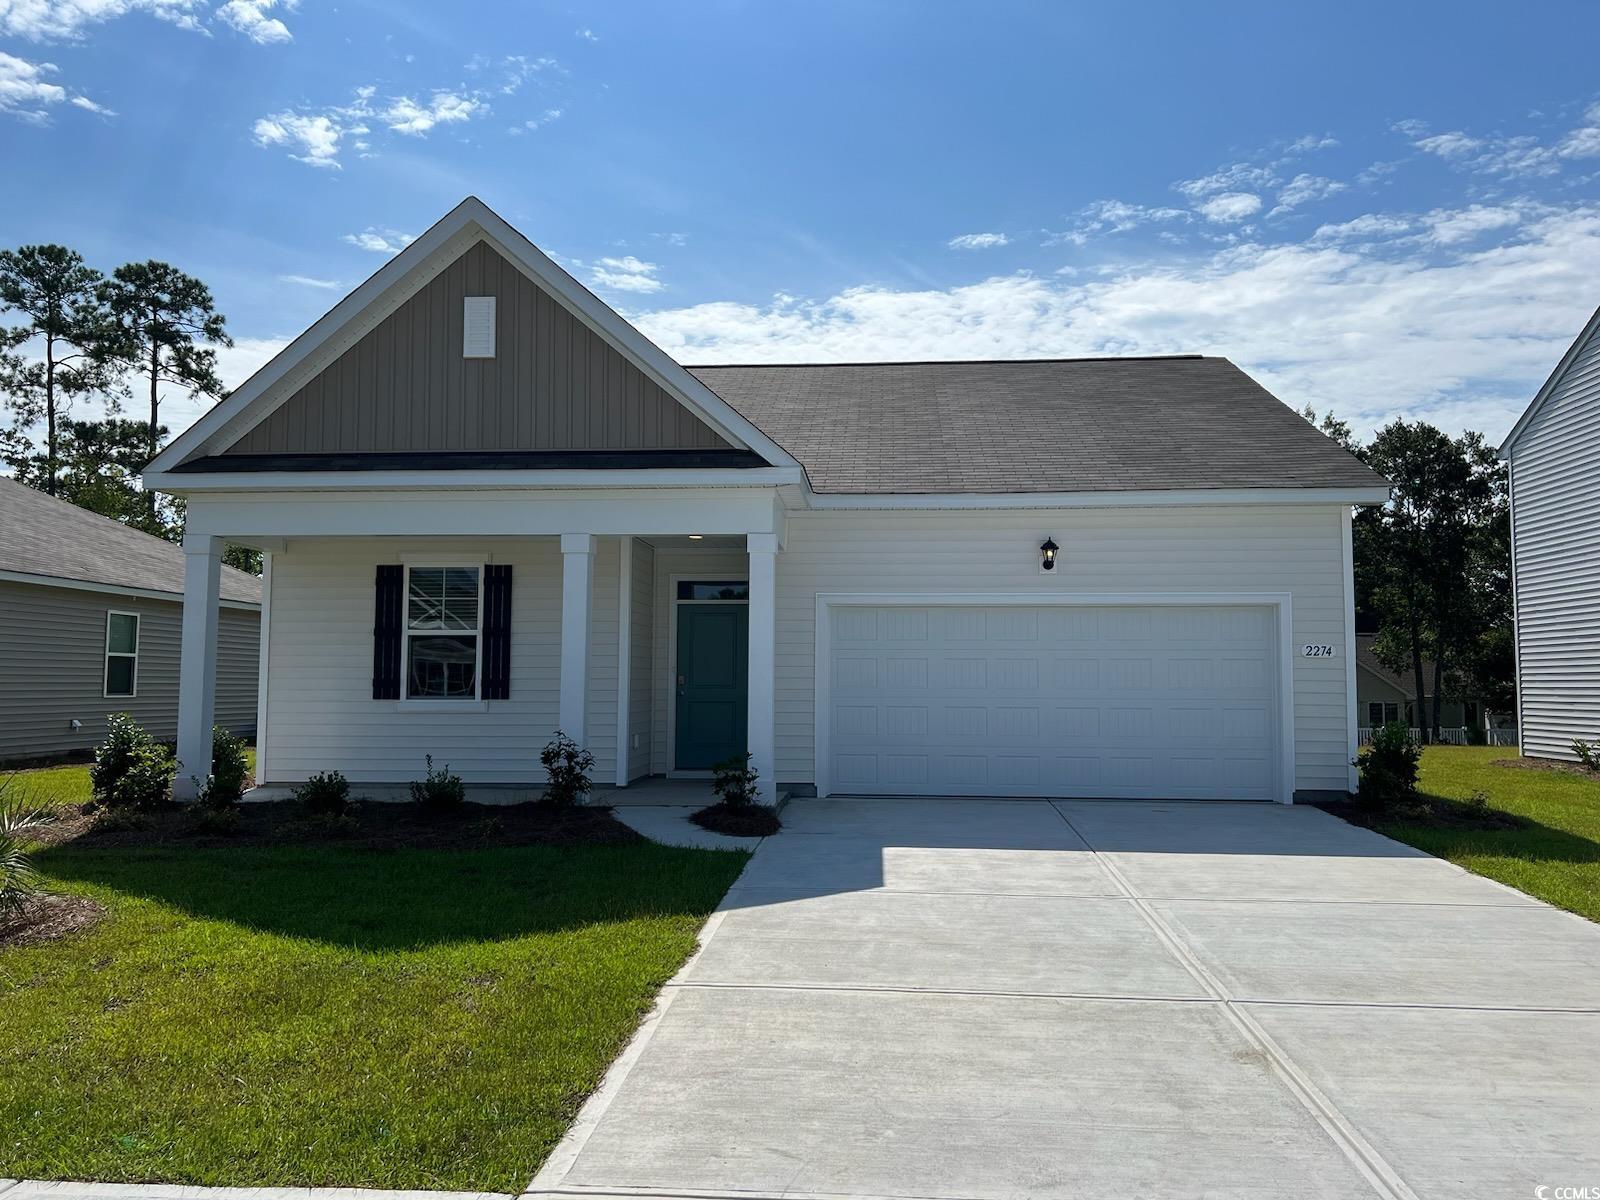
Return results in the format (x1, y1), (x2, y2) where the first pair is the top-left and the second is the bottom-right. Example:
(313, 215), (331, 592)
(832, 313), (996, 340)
(826, 604), (1279, 800)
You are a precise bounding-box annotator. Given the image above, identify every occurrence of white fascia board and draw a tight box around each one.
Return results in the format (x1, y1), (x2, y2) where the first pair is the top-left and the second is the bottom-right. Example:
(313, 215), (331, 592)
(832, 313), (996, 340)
(0, 568), (261, 610)
(804, 485), (1393, 510)
(150, 197), (802, 477)
(1498, 301), (1600, 460)
(145, 466), (806, 493)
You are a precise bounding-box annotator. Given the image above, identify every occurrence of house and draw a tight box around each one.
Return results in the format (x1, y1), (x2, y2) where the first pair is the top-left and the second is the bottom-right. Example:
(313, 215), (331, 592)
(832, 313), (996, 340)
(1499, 302), (1600, 761)
(1354, 632), (1509, 744)
(0, 476), (261, 763)
(144, 197), (1389, 805)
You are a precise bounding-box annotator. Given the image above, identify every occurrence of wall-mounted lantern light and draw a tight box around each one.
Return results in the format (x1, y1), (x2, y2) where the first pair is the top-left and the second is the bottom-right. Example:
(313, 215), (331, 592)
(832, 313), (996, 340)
(1040, 537), (1060, 572)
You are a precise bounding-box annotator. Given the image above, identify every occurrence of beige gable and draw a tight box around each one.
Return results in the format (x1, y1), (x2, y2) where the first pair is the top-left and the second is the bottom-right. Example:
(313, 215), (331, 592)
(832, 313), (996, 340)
(225, 242), (732, 455)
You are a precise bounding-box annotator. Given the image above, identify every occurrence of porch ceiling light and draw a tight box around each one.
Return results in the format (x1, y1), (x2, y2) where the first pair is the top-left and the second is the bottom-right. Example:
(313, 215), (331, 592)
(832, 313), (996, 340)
(688, 534), (704, 540)
(1040, 537), (1059, 572)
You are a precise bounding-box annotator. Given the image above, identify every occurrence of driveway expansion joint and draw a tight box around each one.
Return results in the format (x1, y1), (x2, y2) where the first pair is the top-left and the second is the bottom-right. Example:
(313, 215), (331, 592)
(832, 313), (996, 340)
(1047, 800), (1422, 1200)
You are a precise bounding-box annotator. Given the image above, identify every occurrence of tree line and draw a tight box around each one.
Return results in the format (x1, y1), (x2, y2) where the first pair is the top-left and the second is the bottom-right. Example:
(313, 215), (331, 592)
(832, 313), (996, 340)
(0, 244), (257, 569)
(1305, 406), (1513, 740)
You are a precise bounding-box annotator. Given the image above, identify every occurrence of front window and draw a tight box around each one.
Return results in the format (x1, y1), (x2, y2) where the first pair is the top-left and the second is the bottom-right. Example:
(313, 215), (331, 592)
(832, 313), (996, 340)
(406, 566), (480, 699)
(104, 611), (139, 697)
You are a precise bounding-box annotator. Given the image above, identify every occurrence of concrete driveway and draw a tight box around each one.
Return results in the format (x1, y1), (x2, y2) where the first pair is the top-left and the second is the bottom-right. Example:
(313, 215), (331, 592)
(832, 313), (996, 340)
(530, 799), (1600, 1200)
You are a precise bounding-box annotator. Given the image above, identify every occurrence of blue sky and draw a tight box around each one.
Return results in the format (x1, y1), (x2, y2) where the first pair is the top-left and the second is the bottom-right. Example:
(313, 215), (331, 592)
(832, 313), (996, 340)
(4, 0), (1600, 441)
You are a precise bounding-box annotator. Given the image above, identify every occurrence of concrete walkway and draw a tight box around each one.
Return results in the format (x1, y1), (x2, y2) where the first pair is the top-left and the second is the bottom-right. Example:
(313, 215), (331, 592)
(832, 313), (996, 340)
(529, 797), (1600, 1200)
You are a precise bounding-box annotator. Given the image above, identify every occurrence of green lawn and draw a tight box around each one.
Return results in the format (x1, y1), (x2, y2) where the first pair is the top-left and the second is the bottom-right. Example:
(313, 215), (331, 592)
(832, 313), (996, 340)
(1371, 745), (1600, 922)
(4, 750), (259, 809)
(0, 836), (747, 1191)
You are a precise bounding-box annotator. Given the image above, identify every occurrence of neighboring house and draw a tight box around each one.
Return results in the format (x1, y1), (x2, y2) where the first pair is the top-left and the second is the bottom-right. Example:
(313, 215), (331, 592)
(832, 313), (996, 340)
(145, 197), (1389, 805)
(1353, 632), (1508, 744)
(1499, 302), (1600, 762)
(0, 477), (262, 763)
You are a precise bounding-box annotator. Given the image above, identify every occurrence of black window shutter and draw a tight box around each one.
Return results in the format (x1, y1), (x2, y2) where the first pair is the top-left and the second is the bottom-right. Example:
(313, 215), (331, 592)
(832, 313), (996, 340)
(482, 563), (513, 700)
(372, 564), (404, 700)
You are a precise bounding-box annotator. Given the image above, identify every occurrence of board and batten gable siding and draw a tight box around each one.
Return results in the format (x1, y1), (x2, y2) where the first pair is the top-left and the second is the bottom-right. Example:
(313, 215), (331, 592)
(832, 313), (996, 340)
(225, 242), (732, 456)
(0, 580), (258, 761)
(1508, 321), (1600, 759)
(770, 505), (1355, 796)
(260, 537), (624, 785)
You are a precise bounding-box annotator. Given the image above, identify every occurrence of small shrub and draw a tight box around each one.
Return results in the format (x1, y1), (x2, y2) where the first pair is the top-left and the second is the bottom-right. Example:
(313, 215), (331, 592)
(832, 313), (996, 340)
(539, 732), (594, 808)
(195, 726), (250, 809)
(711, 753), (760, 807)
(1355, 720), (1422, 813)
(1573, 739), (1600, 773)
(90, 713), (175, 811)
(1465, 788), (1491, 813)
(294, 770), (351, 815)
(411, 755), (466, 809)
(0, 777), (55, 919)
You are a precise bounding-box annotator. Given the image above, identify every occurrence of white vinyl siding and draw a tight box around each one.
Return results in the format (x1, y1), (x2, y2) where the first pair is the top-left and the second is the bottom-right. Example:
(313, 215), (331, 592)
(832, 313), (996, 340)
(0, 580), (258, 761)
(772, 505), (1353, 796)
(1508, 322), (1600, 759)
(261, 537), (620, 785)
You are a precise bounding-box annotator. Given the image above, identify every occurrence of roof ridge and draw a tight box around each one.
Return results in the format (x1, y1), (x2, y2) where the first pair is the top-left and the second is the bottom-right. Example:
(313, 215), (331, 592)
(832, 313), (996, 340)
(685, 354), (1211, 369)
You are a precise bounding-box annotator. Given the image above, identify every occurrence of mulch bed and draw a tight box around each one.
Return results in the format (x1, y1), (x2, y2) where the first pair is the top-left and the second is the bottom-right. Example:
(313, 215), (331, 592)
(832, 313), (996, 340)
(689, 802), (782, 838)
(1491, 756), (1600, 780)
(0, 893), (105, 949)
(30, 800), (643, 851)
(1311, 796), (1529, 833)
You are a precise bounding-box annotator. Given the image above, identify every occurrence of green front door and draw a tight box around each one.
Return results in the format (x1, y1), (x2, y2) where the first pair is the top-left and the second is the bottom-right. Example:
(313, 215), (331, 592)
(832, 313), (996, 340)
(675, 604), (748, 770)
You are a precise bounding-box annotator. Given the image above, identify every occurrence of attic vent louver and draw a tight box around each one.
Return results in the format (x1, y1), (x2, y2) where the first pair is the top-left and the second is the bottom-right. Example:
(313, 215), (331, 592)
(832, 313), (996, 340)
(463, 296), (496, 358)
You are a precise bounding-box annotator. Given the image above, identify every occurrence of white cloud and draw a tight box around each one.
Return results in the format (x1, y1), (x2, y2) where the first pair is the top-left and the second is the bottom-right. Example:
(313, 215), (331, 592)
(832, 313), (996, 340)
(633, 205), (1600, 442)
(1310, 213), (1413, 243)
(1175, 162), (1277, 199)
(1055, 199), (1189, 245)
(1402, 121), (1563, 179)
(496, 54), (559, 94)
(1285, 133), (1339, 154)
(383, 90), (480, 135)
(1271, 173), (1345, 215)
(254, 80), (493, 166)
(1412, 130), (1482, 160)
(0, 50), (108, 121)
(0, 0), (206, 40)
(1196, 192), (1263, 223)
(575, 26), (597, 41)
(589, 255), (662, 294)
(278, 273), (341, 289)
(1422, 204), (1524, 245)
(342, 227), (414, 254)
(514, 106), (561, 133)
(216, 0), (291, 44)
(947, 232), (1009, 250)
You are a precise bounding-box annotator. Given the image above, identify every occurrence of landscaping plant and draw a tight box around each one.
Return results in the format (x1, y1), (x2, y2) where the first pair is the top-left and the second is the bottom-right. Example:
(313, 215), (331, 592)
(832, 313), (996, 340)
(411, 755), (466, 809)
(539, 731), (594, 808)
(1572, 739), (1599, 773)
(195, 725), (250, 809)
(89, 713), (175, 811)
(691, 754), (781, 837)
(294, 770), (351, 815)
(1354, 720), (1423, 813)
(0, 777), (55, 919)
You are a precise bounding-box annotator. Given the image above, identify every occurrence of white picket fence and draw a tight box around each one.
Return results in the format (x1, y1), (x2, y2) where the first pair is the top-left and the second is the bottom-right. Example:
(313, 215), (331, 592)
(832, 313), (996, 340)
(1357, 725), (1518, 747)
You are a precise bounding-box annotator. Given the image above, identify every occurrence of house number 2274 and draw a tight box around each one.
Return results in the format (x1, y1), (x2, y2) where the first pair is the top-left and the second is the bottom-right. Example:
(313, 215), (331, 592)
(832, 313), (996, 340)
(1301, 644), (1336, 658)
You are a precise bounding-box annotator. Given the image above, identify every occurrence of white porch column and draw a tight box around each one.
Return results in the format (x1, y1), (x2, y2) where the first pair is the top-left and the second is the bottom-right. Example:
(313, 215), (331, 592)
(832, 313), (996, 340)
(747, 532), (779, 805)
(559, 533), (595, 747)
(615, 536), (634, 787)
(174, 534), (223, 801)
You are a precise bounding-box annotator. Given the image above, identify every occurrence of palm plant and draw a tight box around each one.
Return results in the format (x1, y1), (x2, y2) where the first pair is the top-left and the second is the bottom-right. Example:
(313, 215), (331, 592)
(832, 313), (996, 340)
(0, 776), (56, 920)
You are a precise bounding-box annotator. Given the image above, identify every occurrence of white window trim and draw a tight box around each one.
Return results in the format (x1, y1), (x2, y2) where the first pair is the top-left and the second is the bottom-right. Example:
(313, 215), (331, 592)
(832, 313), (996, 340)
(400, 564), (485, 704)
(103, 609), (140, 699)
(665, 572), (750, 778)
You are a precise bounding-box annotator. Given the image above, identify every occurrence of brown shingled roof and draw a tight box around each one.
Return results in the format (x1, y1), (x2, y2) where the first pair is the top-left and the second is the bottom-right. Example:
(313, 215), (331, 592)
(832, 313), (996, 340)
(688, 355), (1385, 495)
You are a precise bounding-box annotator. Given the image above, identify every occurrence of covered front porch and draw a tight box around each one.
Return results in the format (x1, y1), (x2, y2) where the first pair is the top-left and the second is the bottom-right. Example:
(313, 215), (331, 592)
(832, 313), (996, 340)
(171, 486), (789, 805)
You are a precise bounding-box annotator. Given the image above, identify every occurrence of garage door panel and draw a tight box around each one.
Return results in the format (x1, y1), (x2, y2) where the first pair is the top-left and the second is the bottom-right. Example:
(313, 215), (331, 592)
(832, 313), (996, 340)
(827, 604), (1279, 801)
